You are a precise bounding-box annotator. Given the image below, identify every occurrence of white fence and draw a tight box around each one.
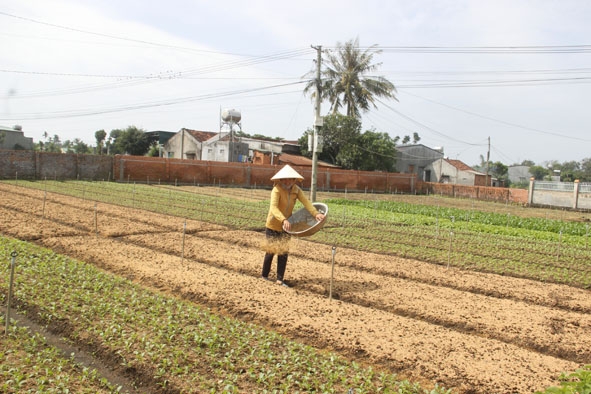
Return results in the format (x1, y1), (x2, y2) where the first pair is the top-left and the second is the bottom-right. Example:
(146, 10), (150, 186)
(529, 180), (591, 210)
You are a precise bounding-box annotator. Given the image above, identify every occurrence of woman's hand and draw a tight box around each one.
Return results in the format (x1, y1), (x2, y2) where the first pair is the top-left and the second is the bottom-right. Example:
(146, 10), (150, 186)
(315, 213), (325, 222)
(282, 219), (291, 232)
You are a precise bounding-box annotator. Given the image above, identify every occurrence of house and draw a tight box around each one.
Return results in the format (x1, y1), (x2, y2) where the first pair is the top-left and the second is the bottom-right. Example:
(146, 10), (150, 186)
(162, 128), (249, 162)
(395, 144), (444, 181)
(161, 127), (340, 168)
(0, 125), (34, 150)
(426, 158), (489, 186)
(508, 165), (531, 184)
(239, 136), (286, 164)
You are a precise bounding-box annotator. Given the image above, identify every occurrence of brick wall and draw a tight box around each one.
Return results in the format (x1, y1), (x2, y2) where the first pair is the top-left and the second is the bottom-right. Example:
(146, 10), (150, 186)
(113, 155), (418, 192)
(0, 150), (112, 180)
(0, 150), (529, 205)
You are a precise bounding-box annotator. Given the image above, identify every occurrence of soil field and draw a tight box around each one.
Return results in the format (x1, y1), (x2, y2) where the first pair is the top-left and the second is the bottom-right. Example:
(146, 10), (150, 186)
(1, 183), (589, 393)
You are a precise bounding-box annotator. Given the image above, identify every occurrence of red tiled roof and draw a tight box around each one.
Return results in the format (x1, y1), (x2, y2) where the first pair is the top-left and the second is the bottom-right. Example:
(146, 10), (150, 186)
(181, 128), (218, 142)
(445, 159), (475, 172)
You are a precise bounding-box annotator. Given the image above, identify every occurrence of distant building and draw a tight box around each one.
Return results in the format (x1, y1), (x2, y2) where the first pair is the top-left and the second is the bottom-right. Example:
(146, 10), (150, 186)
(395, 144), (444, 181)
(0, 125), (34, 150)
(162, 128), (314, 165)
(508, 165), (531, 184)
(162, 128), (249, 162)
(426, 158), (489, 186)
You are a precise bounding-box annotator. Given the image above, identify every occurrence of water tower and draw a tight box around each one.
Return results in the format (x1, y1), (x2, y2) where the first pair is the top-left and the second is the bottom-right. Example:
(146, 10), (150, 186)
(220, 108), (242, 138)
(219, 109), (248, 162)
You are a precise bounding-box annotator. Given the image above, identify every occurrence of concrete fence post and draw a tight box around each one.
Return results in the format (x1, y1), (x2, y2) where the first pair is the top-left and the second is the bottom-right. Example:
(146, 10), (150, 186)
(528, 177), (535, 205)
(573, 179), (580, 209)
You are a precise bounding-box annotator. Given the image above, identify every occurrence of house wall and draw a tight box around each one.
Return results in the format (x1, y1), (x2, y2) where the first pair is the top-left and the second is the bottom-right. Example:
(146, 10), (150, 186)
(426, 159), (486, 186)
(0, 129), (34, 150)
(241, 138), (284, 156)
(252, 151), (271, 165)
(200, 140), (249, 162)
(508, 166), (531, 184)
(162, 131), (203, 159)
(202, 141), (227, 162)
(395, 145), (444, 180)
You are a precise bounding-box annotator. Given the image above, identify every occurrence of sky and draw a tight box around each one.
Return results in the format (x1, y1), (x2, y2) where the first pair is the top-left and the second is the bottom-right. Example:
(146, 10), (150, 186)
(1, 0), (590, 167)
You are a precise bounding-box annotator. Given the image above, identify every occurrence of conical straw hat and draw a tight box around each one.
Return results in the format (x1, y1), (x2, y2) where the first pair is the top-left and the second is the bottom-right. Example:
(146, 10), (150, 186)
(270, 165), (304, 181)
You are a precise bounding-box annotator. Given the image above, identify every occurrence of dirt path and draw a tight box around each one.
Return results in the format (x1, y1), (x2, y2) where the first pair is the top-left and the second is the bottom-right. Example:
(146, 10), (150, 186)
(1, 184), (588, 393)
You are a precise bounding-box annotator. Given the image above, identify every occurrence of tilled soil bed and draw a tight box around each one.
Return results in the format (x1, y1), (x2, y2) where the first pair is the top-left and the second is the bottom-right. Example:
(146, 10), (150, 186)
(1, 183), (589, 393)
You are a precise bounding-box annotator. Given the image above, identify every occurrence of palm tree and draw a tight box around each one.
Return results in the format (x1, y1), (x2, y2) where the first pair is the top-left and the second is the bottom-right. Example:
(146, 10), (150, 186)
(304, 38), (397, 118)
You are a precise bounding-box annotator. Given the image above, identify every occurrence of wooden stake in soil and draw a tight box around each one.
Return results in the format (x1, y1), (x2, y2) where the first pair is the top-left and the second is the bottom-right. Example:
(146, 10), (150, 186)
(557, 230), (562, 260)
(181, 220), (187, 264)
(94, 203), (98, 236)
(5, 251), (17, 335)
(447, 231), (454, 269)
(42, 190), (47, 219)
(329, 246), (337, 300)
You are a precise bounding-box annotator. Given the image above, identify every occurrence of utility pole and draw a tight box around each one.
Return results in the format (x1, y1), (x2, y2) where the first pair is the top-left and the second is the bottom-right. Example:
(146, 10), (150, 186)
(310, 45), (322, 202)
(486, 136), (490, 186)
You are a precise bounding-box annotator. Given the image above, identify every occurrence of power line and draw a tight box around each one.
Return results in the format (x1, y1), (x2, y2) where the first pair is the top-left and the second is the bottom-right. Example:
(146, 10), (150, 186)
(375, 98), (484, 147)
(0, 48), (311, 99)
(0, 81), (306, 121)
(399, 90), (591, 142)
(395, 76), (591, 88)
(0, 10), (244, 55)
(375, 45), (591, 54)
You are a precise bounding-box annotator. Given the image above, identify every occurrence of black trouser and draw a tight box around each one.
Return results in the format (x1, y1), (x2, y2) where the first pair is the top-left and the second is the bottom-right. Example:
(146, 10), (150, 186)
(261, 228), (291, 281)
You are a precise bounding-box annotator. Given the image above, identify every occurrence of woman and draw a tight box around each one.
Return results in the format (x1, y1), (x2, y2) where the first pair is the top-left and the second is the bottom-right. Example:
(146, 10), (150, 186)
(261, 165), (325, 287)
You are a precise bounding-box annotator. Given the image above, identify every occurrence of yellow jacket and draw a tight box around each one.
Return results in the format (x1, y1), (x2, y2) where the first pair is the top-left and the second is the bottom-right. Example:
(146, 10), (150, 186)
(266, 184), (319, 232)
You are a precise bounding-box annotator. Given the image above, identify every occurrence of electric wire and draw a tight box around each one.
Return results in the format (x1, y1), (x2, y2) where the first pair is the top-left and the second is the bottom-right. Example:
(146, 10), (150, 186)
(399, 90), (591, 142)
(375, 98), (484, 147)
(0, 81), (307, 121)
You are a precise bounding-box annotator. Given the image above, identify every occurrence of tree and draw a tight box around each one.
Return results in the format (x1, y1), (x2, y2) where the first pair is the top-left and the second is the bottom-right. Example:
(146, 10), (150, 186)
(37, 133), (62, 152)
(412, 132), (421, 144)
(147, 143), (161, 157)
(529, 165), (549, 180)
(353, 129), (396, 171)
(300, 113), (362, 166)
(95, 129), (106, 155)
(109, 126), (150, 156)
(557, 160), (581, 182)
(401, 135), (411, 145)
(490, 161), (508, 181)
(299, 114), (397, 171)
(580, 158), (591, 182)
(63, 138), (91, 154)
(304, 38), (397, 118)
